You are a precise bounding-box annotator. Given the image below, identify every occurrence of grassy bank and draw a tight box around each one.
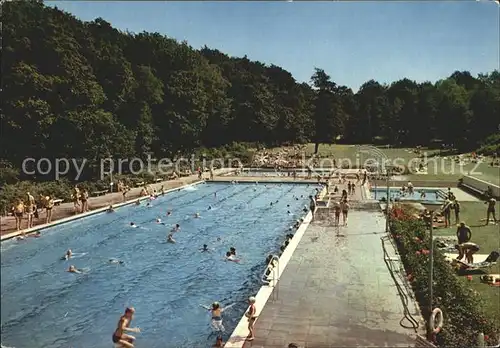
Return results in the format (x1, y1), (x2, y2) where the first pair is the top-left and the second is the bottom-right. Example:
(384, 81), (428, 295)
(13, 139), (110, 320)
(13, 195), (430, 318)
(389, 206), (499, 347)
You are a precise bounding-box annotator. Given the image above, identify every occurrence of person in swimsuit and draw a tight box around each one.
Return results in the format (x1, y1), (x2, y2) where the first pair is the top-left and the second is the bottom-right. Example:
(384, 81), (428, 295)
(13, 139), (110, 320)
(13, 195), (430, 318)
(456, 222), (472, 244)
(12, 199), (25, 231)
(340, 199), (349, 226)
(309, 196), (317, 220)
(245, 296), (257, 341)
(200, 244), (211, 252)
(485, 198), (497, 225)
(333, 201), (341, 226)
(72, 186), (80, 214)
(130, 222), (137, 228)
(62, 249), (72, 260)
(171, 224), (180, 232)
(68, 265), (81, 273)
(109, 259), (125, 264)
(207, 302), (228, 332)
(225, 252), (239, 262)
(167, 234), (176, 243)
(107, 205), (115, 213)
(112, 307), (140, 348)
(230, 247), (236, 256)
(79, 189), (89, 213)
(26, 192), (36, 229)
(455, 242), (480, 264)
(45, 196), (54, 224)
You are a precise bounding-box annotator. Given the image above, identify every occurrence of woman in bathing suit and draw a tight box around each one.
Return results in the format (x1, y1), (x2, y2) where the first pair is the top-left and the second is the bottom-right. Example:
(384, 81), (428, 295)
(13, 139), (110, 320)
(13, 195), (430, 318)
(45, 196), (54, 224)
(340, 200), (349, 226)
(112, 307), (140, 348)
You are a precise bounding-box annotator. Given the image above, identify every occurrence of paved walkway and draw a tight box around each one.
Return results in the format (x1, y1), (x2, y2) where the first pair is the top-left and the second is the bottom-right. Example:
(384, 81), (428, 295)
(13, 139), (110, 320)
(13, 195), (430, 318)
(0, 169), (232, 235)
(246, 209), (422, 347)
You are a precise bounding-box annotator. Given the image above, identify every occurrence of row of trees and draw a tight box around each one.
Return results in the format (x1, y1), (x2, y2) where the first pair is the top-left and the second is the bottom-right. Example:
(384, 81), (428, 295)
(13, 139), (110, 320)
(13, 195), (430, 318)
(2, 1), (499, 181)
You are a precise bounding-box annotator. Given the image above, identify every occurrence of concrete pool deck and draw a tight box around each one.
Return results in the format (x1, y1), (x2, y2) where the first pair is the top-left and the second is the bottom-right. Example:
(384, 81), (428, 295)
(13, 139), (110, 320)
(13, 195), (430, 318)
(237, 208), (423, 347)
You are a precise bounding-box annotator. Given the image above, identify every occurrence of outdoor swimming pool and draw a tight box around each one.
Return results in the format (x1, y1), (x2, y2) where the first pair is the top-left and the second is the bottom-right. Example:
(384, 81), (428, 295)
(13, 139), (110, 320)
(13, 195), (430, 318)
(238, 169), (334, 177)
(371, 187), (445, 204)
(1, 182), (319, 348)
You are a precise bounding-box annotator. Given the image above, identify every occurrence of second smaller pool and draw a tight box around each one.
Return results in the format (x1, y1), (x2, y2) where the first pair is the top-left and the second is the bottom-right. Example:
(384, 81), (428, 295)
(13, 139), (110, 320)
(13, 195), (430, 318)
(371, 187), (445, 205)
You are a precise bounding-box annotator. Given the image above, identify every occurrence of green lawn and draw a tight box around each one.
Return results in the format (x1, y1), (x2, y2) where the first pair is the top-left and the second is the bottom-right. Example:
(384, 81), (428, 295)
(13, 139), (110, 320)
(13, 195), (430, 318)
(294, 144), (500, 185)
(431, 201), (500, 324)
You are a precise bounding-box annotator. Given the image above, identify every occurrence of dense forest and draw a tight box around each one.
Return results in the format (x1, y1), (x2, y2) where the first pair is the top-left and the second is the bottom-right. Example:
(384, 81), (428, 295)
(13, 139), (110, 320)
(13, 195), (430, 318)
(2, 1), (500, 182)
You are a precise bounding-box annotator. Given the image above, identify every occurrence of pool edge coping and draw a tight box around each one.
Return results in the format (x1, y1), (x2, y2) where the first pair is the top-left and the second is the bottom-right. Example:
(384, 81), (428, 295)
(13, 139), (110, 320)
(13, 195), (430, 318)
(1, 180), (207, 242)
(224, 187), (325, 348)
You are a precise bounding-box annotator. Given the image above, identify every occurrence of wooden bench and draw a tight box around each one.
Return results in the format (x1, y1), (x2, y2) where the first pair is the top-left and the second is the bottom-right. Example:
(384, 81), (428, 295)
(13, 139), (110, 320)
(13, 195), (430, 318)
(91, 190), (109, 197)
(53, 199), (64, 206)
(135, 181), (145, 187)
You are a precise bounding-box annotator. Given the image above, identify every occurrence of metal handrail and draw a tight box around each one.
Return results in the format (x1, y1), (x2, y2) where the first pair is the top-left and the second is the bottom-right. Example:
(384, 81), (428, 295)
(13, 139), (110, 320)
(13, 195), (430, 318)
(261, 255), (280, 287)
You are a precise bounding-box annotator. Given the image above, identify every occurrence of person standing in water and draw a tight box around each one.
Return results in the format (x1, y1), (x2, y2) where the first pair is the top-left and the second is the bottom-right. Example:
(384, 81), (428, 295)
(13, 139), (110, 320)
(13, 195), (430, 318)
(112, 307), (140, 348)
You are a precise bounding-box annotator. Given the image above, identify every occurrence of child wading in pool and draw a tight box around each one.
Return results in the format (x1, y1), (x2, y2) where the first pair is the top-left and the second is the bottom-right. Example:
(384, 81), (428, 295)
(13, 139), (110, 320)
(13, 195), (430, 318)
(201, 302), (235, 333)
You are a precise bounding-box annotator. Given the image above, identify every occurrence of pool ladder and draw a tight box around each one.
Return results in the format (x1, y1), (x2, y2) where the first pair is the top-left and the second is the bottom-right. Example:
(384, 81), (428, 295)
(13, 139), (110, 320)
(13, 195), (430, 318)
(261, 255), (280, 287)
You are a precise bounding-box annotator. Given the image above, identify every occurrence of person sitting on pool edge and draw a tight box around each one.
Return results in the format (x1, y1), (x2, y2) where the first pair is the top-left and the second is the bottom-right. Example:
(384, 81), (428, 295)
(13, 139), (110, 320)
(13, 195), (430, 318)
(455, 242), (480, 264)
(112, 307), (140, 348)
(107, 205), (114, 213)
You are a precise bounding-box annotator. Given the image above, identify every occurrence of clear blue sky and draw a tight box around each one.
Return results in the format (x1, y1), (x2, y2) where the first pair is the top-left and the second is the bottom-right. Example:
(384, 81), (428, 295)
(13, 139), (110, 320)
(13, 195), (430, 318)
(47, 1), (499, 91)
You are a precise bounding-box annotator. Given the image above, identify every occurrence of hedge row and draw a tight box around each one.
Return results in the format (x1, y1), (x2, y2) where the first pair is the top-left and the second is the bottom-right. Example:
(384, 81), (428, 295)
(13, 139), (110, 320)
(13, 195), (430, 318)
(389, 206), (498, 347)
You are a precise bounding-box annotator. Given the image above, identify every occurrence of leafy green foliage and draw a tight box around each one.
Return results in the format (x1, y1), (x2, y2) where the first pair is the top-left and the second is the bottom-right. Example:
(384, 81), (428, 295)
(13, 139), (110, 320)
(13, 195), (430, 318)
(1, 1), (499, 203)
(389, 207), (499, 347)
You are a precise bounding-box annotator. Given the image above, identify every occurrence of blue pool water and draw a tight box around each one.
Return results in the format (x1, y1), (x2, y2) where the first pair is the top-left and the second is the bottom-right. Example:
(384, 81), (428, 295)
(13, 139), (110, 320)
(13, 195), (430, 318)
(1, 182), (319, 348)
(371, 187), (444, 204)
(240, 169), (333, 177)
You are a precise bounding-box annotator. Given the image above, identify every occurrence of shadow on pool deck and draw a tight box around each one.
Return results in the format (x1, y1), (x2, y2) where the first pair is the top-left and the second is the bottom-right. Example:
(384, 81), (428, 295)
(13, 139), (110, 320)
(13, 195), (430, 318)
(246, 208), (424, 347)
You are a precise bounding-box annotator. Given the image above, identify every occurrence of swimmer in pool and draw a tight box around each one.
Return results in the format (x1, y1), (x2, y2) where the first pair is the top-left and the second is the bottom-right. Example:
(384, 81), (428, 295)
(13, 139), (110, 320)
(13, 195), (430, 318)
(156, 218), (162, 223)
(208, 206), (212, 210)
(112, 307), (140, 348)
(225, 251), (240, 262)
(68, 265), (82, 273)
(194, 212), (200, 218)
(107, 205), (114, 213)
(166, 211), (172, 216)
(30, 231), (41, 238)
(167, 234), (176, 243)
(171, 223), (180, 232)
(61, 249), (73, 260)
(135, 200), (140, 206)
(230, 247), (236, 256)
(146, 202), (151, 207)
(200, 302), (236, 333)
(200, 244), (211, 252)
(130, 222), (138, 228)
(109, 259), (125, 264)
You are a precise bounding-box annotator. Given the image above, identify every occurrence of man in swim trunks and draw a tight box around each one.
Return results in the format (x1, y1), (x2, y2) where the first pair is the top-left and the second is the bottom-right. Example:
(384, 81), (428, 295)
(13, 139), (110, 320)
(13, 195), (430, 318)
(26, 192), (36, 228)
(456, 222), (472, 244)
(485, 198), (497, 225)
(12, 199), (25, 231)
(62, 249), (72, 260)
(112, 307), (140, 348)
(340, 199), (349, 226)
